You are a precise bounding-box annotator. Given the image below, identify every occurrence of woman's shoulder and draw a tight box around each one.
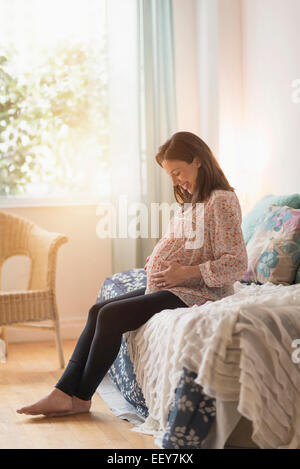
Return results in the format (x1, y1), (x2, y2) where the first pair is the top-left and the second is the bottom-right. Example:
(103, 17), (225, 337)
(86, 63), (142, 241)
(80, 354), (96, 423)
(208, 189), (237, 204)
(207, 189), (242, 222)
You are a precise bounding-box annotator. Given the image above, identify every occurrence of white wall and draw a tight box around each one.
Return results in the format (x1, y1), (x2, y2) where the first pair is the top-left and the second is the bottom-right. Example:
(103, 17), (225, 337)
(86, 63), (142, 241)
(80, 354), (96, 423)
(241, 0), (300, 200)
(196, 0), (300, 214)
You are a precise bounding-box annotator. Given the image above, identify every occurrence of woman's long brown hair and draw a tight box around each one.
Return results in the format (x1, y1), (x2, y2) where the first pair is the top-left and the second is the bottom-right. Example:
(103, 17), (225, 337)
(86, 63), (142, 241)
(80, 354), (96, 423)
(155, 131), (235, 205)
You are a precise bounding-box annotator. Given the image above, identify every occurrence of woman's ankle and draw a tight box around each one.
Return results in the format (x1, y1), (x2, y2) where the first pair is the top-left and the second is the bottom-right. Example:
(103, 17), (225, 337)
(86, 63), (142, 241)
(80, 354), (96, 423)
(51, 387), (73, 400)
(73, 395), (91, 404)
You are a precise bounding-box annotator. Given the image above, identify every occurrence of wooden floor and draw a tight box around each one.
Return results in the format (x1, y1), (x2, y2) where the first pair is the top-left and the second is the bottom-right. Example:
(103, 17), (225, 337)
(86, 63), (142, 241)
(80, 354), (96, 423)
(0, 339), (159, 449)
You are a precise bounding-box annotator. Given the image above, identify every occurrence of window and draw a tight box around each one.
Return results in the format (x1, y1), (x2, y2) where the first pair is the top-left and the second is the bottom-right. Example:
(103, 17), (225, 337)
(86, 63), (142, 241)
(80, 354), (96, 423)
(0, 0), (109, 204)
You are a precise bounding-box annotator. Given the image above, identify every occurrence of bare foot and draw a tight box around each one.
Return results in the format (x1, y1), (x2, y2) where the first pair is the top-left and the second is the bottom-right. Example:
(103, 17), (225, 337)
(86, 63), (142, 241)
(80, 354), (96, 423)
(16, 388), (72, 416)
(45, 395), (92, 418)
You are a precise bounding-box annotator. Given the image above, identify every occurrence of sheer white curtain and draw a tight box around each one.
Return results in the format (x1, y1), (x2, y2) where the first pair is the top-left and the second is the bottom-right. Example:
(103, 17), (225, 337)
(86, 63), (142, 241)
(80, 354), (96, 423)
(107, 0), (178, 273)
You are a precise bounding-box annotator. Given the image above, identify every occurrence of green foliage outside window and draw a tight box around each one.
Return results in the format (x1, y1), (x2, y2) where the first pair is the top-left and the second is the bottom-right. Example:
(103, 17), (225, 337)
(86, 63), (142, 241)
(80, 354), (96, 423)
(0, 41), (109, 197)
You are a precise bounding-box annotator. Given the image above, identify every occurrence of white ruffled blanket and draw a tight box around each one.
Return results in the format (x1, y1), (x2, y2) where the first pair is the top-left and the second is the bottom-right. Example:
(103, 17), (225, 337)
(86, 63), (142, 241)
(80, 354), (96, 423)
(125, 281), (300, 449)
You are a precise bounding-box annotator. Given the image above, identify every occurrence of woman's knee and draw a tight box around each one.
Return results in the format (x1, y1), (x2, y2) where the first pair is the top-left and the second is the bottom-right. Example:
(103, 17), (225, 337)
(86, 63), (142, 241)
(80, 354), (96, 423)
(87, 303), (101, 323)
(96, 303), (123, 331)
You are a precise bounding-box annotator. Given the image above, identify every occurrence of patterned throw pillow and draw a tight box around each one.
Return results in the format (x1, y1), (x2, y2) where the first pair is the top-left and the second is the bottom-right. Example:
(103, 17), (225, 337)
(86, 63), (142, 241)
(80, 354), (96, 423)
(241, 193), (300, 245)
(241, 205), (300, 285)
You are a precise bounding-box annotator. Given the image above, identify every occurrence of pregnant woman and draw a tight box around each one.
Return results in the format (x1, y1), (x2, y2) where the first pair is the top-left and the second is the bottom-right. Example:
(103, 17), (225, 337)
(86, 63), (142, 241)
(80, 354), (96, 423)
(17, 131), (248, 417)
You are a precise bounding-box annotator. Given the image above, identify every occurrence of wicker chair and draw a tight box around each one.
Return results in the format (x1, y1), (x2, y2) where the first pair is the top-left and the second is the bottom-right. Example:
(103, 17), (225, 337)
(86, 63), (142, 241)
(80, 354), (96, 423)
(0, 211), (68, 368)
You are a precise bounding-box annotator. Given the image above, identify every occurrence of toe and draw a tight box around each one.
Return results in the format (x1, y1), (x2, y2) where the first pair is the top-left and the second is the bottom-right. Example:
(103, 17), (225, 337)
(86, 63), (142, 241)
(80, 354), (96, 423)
(17, 407), (42, 415)
(16, 408), (27, 414)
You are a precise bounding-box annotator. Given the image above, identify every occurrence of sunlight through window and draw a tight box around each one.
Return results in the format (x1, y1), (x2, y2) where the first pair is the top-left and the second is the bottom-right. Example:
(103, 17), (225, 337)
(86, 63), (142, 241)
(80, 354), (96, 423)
(0, 0), (109, 201)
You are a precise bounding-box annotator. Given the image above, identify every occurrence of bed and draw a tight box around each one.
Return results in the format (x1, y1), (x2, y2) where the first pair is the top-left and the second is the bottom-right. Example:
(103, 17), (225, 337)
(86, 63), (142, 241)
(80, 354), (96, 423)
(95, 268), (258, 449)
(96, 193), (300, 449)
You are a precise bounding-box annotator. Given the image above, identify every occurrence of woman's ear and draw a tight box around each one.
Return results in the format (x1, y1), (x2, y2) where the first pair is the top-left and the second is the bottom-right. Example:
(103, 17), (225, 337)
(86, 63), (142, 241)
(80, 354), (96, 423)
(193, 157), (201, 169)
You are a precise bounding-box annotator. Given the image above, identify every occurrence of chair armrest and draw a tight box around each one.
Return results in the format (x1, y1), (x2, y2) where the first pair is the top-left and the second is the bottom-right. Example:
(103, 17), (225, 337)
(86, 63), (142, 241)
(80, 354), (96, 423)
(27, 225), (68, 290)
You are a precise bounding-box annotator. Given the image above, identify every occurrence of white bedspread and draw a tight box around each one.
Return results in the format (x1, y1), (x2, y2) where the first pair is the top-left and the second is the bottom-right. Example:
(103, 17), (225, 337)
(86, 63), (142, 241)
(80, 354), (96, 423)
(125, 281), (300, 449)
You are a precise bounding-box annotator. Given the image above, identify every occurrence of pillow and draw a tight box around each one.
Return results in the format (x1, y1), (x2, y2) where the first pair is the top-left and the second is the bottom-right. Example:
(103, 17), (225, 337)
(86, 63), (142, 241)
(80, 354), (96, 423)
(241, 205), (300, 285)
(241, 193), (300, 245)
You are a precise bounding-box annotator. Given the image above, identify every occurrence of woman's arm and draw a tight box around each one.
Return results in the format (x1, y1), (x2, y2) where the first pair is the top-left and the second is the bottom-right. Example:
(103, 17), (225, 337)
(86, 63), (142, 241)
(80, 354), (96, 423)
(181, 265), (203, 280)
(196, 192), (248, 287)
(144, 255), (150, 271)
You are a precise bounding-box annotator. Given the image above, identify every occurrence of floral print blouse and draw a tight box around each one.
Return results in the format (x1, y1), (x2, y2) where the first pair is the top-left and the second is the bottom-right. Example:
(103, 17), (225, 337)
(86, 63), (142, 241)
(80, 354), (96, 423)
(144, 189), (248, 307)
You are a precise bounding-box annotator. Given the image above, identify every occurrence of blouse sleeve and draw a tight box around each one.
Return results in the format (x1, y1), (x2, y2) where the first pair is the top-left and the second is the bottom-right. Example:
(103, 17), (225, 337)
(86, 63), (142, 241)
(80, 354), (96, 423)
(144, 255), (150, 271)
(198, 192), (248, 288)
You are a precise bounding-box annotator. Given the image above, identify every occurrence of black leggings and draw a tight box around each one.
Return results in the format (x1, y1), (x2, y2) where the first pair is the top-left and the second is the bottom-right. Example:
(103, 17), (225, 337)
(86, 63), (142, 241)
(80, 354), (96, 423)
(55, 287), (187, 401)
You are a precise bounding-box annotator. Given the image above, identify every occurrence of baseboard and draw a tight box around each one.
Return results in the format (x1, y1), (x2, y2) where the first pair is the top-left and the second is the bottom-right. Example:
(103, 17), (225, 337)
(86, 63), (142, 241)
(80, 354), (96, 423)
(4, 316), (86, 343)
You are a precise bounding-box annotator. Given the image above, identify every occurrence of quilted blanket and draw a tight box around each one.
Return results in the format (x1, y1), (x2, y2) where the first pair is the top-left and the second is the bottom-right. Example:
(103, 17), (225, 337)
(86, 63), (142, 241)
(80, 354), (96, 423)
(125, 279), (300, 449)
(97, 269), (300, 449)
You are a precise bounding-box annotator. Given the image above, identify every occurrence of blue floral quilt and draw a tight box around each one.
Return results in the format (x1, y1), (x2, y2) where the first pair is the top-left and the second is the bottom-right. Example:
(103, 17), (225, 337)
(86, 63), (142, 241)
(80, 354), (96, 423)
(96, 268), (217, 449)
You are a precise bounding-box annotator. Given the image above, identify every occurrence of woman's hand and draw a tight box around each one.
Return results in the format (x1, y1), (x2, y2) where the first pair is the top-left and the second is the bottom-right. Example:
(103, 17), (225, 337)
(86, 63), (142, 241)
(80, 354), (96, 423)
(151, 261), (187, 288)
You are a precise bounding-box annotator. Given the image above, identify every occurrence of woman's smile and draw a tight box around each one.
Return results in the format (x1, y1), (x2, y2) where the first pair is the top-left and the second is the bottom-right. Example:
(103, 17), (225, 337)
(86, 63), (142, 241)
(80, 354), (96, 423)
(180, 182), (192, 193)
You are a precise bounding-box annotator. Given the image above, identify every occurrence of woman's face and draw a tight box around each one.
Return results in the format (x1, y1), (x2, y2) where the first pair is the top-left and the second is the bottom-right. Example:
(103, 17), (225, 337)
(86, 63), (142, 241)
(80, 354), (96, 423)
(161, 158), (201, 194)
